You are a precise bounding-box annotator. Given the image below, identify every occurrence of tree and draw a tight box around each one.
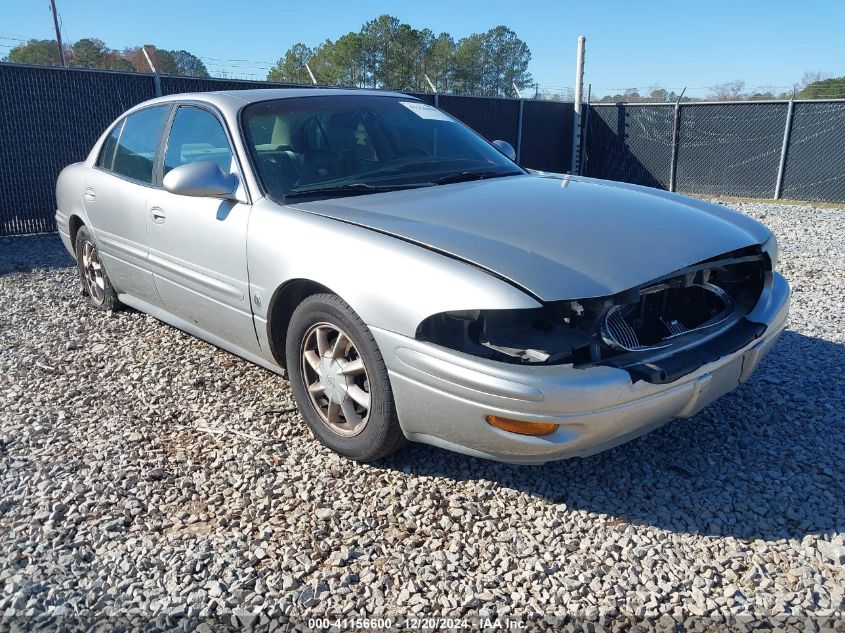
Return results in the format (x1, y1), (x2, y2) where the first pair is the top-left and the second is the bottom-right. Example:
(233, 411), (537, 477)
(4, 39), (66, 66)
(799, 76), (845, 99)
(359, 15), (401, 88)
(170, 50), (209, 77)
(452, 34), (486, 95)
(800, 70), (830, 89)
(70, 38), (110, 68)
(307, 40), (341, 86)
(5, 37), (207, 75)
(747, 86), (777, 101)
(122, 45), (178, 74)
(381, 23), (432, 91)
(149, 47), (179, 74)
(623, 88), (641, 102)
(308, 33), (370, 87)
(425, 33), (455, 92)
(708, 79), (746, 100)
(267, 43), (313, 83)
(264, 14), (534, 96)
(481, 26), (532, 97)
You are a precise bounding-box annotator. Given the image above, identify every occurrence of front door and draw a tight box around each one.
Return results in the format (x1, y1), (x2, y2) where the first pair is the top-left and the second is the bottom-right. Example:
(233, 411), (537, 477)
(145, 105), (259, 355)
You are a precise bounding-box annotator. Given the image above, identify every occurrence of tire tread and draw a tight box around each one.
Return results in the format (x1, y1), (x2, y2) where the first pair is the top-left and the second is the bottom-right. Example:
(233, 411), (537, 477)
(285, 293), (406, 462)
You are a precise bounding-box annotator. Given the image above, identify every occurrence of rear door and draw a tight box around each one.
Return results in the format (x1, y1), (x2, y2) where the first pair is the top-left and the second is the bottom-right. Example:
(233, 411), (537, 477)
(83, 105), (170, 307)
(144, 104), (259, 355)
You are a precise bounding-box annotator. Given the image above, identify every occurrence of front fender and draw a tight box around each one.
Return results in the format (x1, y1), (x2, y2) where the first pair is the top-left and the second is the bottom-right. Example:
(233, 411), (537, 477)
(246, 198), (540, 357)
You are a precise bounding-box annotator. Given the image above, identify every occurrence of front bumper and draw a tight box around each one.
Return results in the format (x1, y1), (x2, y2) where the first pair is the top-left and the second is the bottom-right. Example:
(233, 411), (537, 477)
(372, 272), (790, 464)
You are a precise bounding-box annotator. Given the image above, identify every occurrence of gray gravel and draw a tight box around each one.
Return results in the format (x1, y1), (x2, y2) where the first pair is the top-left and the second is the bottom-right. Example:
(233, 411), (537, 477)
(1, 200), (843, 631)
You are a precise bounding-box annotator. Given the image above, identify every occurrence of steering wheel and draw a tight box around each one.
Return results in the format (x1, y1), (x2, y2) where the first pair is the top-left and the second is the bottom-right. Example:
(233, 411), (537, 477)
(395, 147), (431, 159)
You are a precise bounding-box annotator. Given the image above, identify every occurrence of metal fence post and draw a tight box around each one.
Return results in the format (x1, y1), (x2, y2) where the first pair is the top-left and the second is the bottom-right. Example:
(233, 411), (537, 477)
(140, 46), (163, 98)
(570, 36), (586, 174)
(579, 84), (591, 175)
(434, 93), (439, 109)
(669, 100), (682, 192)
(774, 99), (795, 200)
(516, 99), (524, 164)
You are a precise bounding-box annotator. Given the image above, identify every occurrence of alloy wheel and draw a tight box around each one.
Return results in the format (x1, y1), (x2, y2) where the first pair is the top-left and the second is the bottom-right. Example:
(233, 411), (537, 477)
(300, 322), (371, 437)
(81, 241), (105, 305)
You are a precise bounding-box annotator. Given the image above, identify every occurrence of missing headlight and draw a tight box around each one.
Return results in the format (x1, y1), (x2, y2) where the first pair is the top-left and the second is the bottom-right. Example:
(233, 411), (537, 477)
(415, 306), (593, 365)
(415, 246), (769, 377)
(600, 282), (735, 352)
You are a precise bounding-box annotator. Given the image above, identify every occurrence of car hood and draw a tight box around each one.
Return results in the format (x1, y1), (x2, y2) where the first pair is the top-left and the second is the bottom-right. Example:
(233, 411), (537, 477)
(291, 174), (770, 301)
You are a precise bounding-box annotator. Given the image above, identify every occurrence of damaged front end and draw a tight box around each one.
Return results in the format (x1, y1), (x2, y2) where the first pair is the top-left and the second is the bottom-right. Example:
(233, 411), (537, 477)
(415, 245), (772, 384)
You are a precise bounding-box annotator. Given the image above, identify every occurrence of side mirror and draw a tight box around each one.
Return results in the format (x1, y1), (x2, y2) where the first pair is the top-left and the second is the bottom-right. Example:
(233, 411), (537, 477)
(492, 139), (517, 161)
(163, 161), (237, 199)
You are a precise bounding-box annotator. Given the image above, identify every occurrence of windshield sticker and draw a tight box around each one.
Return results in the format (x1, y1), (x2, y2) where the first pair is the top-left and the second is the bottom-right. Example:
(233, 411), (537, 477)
(399, 101), (454, 121)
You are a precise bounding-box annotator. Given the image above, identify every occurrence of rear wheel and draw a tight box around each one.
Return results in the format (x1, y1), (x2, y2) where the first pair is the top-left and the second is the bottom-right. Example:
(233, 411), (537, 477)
(285, 293), (406, 461)
(75, 226), (119, 311)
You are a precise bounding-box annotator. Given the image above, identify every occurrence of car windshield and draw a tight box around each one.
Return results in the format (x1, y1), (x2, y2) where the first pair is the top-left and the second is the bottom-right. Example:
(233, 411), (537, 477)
(241, 95), (524, 200)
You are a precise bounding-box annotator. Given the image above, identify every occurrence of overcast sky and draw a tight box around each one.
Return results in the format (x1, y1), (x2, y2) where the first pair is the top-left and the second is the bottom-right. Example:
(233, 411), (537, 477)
(4, 0), (842, 97)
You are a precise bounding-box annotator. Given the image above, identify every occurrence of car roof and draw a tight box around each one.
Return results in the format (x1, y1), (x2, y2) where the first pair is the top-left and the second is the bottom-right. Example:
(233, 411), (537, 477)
(132, 87), (418, 118)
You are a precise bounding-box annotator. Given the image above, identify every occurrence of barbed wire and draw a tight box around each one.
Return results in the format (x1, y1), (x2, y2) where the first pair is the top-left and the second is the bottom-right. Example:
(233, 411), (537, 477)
(1, 33), (842, 99)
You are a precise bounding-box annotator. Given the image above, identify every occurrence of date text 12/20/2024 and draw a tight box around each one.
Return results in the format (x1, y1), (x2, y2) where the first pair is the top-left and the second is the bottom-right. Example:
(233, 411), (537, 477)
(308, 617), (526, 630)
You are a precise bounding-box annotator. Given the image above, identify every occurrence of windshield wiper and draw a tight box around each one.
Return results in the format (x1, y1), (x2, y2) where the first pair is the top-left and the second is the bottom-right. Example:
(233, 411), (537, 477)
(284, 182), (432, 200)
(431, 170), (522, 185)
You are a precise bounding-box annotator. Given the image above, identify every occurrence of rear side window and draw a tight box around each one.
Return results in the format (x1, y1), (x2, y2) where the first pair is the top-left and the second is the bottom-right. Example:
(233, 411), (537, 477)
(108, 106), (169, 184)
(164, 107), (234, 176)
(97, 120), (123, 170)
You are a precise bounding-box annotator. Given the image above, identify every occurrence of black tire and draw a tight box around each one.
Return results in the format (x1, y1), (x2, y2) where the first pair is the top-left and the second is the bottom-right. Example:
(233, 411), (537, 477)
(285, 293), (406, 462)
(75, 225), (119, 311)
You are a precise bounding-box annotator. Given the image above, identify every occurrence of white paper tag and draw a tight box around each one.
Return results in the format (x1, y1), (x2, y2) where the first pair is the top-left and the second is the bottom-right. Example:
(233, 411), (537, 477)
(399, 101), (454, 121)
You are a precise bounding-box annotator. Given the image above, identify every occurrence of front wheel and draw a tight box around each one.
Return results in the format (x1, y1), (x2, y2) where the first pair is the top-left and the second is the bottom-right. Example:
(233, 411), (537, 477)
(285, 293), (406, 461)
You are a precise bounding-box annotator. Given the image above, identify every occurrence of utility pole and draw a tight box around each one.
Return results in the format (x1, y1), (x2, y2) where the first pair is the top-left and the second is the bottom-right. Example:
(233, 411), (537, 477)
(49, 0), (67, 67)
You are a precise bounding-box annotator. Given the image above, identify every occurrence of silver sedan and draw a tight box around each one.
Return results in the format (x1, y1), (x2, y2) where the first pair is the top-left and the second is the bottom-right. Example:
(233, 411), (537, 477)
(55, 89), (790, 463)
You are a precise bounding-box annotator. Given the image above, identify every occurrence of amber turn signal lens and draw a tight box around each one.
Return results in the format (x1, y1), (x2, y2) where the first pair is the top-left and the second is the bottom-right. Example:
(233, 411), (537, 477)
(485, 415), (558, 436)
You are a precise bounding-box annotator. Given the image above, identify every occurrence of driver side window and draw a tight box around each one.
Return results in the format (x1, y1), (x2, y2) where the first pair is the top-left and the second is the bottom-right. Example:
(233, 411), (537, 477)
(164, 107), (234, 176)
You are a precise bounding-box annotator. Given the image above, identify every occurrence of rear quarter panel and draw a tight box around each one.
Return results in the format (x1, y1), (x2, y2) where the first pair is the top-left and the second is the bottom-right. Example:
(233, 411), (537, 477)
(55, 162), (90, 256)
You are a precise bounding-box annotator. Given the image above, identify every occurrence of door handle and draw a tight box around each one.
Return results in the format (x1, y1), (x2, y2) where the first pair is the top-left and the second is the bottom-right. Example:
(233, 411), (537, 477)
(150, 206), (166, 224)
(84, 187), (96, 201)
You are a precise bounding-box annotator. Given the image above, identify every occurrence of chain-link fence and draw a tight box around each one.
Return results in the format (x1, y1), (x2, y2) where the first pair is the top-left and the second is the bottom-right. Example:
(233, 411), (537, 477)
(583, 104), (674, 189)
(521, 99), (574, 173)
(780, 101), (845, 202)
(406, 93), (574, 172)
(1, 62), (844, 237)
(0, 63), (574, 236)
(674, 102), (788, 198)
(583, 100), (845, 203)
(0, 64), (153, 235)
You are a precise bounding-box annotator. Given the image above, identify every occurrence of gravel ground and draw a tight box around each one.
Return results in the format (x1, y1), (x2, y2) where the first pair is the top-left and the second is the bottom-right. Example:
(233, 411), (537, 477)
(1, 201), (843, 631)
